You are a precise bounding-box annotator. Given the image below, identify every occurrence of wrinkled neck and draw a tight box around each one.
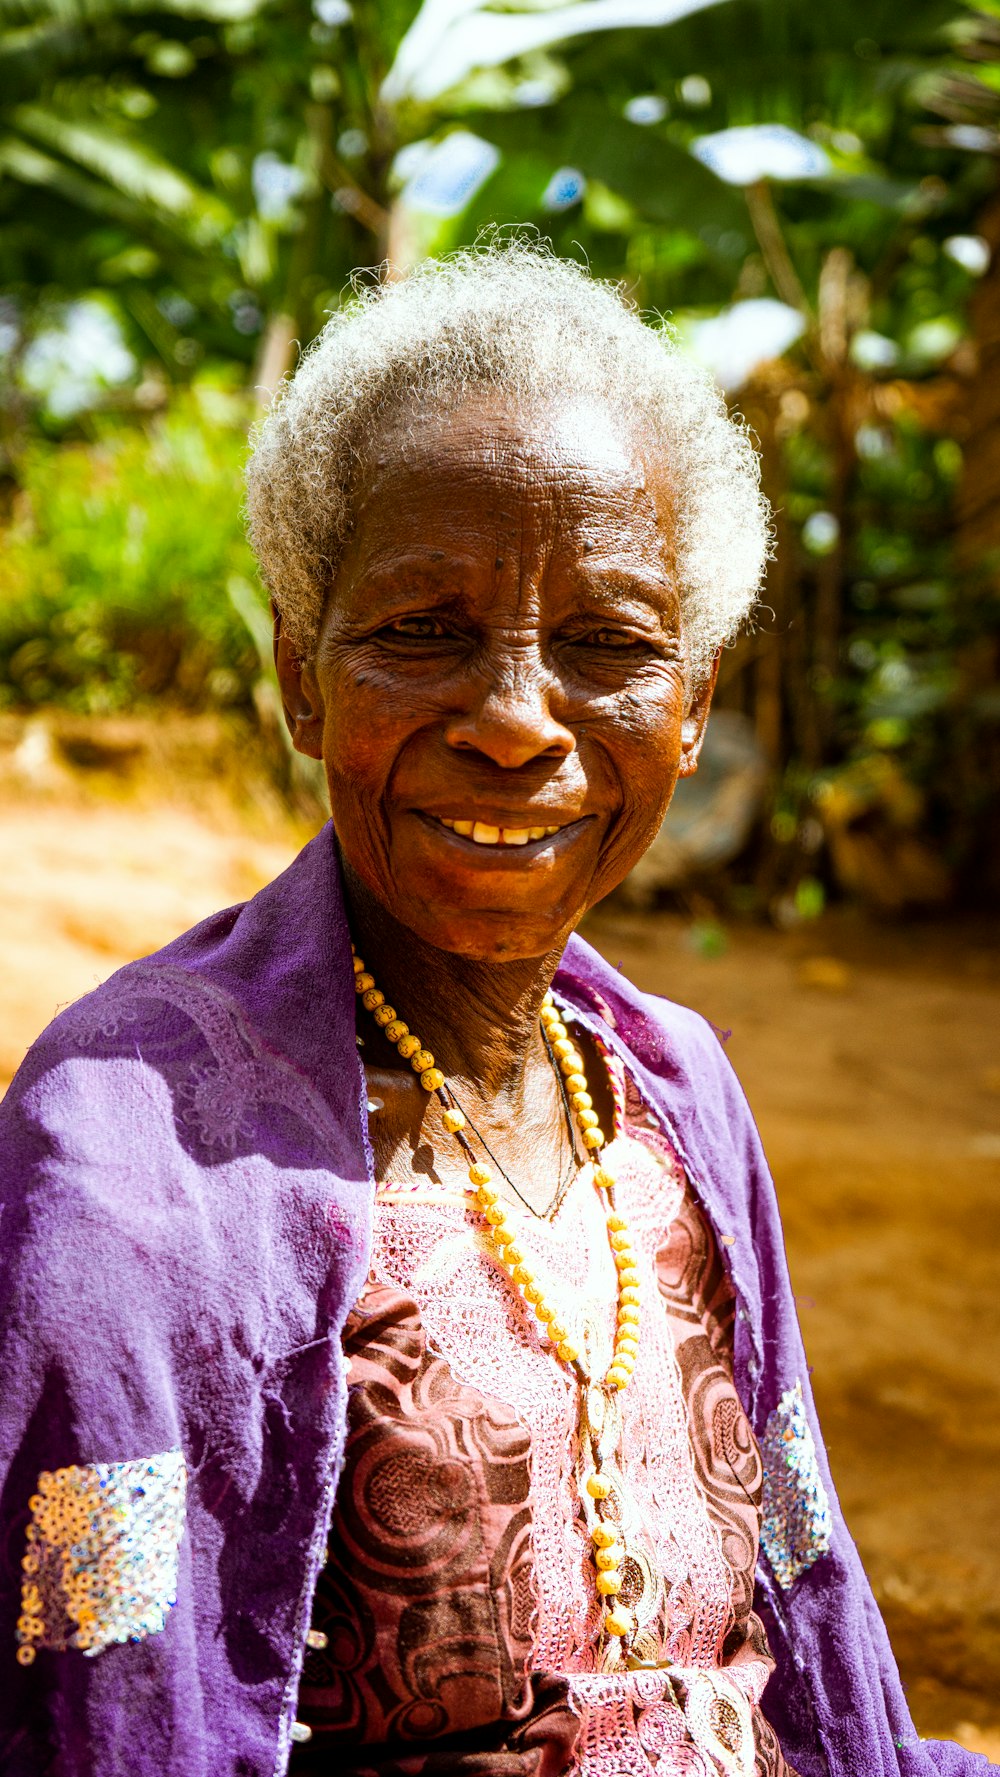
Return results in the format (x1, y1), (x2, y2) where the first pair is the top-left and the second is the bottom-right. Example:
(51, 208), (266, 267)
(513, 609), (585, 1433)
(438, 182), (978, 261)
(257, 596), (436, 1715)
(344, 866), (562, 1114)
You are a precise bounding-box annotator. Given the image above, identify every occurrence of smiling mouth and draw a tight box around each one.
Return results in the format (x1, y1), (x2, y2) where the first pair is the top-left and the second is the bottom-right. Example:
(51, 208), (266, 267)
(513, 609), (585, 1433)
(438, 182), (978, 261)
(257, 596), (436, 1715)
(430, 816), (572, 847)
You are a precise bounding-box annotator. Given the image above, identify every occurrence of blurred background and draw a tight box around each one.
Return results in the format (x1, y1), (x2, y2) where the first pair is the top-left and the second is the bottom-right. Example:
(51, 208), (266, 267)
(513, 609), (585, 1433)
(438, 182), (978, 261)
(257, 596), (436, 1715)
(1, 0), (999, 1753)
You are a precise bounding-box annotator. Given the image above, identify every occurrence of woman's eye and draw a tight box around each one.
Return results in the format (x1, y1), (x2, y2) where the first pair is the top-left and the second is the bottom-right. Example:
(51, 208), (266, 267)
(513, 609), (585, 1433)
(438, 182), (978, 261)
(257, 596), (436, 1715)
(580, 628), (648, 650)
(381, 616), (447, 640)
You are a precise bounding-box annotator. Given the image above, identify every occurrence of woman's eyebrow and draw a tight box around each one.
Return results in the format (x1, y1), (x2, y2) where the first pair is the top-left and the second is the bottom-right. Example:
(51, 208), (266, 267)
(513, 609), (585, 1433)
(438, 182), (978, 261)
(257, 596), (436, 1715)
(355, 551), (483, 583)
(343, 576), (476, 626)
(570, 566), (677, 608)
(342, 559), (478, 610)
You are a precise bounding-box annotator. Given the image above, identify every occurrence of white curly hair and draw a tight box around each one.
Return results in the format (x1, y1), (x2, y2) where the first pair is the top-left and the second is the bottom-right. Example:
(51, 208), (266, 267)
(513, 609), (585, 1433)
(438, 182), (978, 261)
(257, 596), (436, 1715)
(245, 240), (769, 686)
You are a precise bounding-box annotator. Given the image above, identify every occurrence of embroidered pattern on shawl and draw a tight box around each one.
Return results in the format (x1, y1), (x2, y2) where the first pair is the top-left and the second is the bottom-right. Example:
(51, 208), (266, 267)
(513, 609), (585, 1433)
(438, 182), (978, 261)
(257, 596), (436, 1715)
(77, 962), (353, 1157)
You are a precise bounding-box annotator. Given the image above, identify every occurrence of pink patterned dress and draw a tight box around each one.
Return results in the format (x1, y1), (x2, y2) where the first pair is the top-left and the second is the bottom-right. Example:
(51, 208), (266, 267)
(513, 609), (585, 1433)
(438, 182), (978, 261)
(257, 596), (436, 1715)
(293, 1036), (799, 1777)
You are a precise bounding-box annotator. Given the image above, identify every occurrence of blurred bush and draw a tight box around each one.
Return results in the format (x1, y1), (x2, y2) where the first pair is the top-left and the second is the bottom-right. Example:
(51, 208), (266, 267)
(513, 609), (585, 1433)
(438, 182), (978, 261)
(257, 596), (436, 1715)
(0, 385), (261, 714)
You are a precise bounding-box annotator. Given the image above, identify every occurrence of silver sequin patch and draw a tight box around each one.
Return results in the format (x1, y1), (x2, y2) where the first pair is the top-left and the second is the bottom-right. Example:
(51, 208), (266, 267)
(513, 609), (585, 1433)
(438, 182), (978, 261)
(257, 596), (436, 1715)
(17, 1451), (186, 1662)
(760, 1381), (832, 1590)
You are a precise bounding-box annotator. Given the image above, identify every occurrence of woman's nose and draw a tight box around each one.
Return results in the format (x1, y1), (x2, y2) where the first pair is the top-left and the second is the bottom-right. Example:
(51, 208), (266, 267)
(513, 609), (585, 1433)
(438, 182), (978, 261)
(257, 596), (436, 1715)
(444, 664), (575, 769)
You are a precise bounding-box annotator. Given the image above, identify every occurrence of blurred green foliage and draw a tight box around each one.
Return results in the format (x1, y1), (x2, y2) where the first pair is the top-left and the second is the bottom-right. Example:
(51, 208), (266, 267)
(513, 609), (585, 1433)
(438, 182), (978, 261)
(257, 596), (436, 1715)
(0, 385), (259, 712)
(0, 0), (979, 384)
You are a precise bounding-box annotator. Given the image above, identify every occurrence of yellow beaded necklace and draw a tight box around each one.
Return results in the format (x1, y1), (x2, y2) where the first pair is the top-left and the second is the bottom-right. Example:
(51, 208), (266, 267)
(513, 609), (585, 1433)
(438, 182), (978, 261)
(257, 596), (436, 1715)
(352, 942), (643, 1645)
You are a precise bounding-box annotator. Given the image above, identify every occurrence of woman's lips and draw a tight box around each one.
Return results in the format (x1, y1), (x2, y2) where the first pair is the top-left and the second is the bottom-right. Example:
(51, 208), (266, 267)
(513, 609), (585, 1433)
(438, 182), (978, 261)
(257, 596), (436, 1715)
(417, 812), (582, 847)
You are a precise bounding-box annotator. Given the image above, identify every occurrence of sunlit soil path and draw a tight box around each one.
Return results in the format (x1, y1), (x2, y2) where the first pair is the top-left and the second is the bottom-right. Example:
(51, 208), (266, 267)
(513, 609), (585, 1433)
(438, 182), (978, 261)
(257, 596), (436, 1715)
(2, 754), (998, 1757)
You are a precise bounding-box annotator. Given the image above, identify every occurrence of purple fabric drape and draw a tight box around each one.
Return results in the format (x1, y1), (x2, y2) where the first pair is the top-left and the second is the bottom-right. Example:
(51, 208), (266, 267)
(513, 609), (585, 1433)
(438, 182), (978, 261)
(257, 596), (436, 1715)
(0, 824), (992, 1777)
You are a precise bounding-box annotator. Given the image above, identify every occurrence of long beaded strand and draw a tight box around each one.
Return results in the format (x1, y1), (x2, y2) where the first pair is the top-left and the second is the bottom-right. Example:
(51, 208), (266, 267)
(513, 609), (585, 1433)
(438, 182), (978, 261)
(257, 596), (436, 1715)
(352, 944), (643, 1642)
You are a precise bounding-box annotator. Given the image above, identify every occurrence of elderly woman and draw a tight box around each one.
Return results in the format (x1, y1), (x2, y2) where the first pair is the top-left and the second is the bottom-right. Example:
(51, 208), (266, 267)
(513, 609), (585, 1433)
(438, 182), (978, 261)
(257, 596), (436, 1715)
(0, 245), (990, 1777)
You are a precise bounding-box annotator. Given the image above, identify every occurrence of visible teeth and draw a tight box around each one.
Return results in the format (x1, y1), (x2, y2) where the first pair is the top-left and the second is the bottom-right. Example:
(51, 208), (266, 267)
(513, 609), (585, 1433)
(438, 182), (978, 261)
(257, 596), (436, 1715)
(438, 816), (566, 843)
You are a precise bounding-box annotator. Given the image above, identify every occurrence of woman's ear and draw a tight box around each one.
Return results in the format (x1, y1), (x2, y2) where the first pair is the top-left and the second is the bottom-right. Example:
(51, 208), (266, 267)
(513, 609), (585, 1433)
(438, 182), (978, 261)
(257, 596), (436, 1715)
(271, 603), (324, 758)
(677, 650), (721, 779)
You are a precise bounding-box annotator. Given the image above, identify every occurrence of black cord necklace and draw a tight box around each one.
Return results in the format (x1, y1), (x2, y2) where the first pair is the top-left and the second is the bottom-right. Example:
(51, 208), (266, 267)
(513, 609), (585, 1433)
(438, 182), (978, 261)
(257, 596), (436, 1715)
(443, 1024), (582, 1222)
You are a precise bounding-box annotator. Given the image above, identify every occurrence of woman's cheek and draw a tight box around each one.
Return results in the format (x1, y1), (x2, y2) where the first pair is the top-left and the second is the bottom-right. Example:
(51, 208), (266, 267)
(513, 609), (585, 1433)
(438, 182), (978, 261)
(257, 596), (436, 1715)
(322, 670), (399, 775)
(600, 686), (687, 853)
(321, 719), (387, 850)
(597, 675), (686, 766)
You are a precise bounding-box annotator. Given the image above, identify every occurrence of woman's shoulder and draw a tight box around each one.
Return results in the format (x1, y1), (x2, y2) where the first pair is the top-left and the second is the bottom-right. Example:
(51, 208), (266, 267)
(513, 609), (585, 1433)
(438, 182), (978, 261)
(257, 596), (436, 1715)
(3, 828), (375, 1223)
(2, 929), (244, 1164)
(557, 930), (738, 1085)
(0, 916), (368, 1419)
(6, 883), (248, 1082)
(556, 929), (770, 1217)
(0, 856), (369, 1322)
(0, 958), (227, 1320)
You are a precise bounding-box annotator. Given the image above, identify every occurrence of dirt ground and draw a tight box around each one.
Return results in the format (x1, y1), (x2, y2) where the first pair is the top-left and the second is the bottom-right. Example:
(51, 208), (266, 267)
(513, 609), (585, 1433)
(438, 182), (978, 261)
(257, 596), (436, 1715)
(2, 725), (998, 1759)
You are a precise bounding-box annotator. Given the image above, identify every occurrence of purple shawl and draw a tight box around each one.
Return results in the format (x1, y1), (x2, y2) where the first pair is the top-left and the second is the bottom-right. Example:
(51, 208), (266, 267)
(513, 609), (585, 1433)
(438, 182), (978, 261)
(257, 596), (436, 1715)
(0, 825), (991, 1777)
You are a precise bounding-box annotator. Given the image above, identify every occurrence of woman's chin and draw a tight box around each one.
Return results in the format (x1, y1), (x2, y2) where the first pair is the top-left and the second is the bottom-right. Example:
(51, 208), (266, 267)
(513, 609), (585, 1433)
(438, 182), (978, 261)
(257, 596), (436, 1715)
(395, 896), (579, 962)
(372, 820), (606, 958)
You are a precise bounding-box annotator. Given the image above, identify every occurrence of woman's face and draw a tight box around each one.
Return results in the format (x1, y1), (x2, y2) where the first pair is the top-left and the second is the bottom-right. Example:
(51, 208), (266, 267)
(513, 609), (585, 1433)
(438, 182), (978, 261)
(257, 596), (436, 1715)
(278, 392), (716, 961)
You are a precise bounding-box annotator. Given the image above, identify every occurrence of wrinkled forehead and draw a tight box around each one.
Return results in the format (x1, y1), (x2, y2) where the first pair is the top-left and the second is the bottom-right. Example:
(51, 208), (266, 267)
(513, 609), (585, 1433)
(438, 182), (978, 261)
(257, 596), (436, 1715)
(349, 388), (675, 561)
